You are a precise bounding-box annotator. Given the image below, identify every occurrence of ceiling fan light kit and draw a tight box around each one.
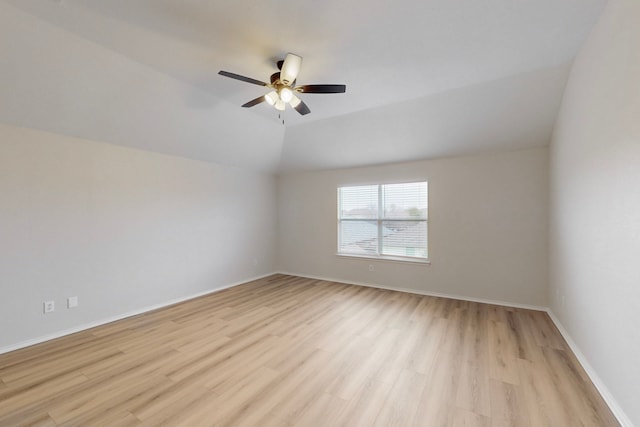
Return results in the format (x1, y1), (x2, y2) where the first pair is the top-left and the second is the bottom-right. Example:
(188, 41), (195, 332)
(218, 52), (346, 117)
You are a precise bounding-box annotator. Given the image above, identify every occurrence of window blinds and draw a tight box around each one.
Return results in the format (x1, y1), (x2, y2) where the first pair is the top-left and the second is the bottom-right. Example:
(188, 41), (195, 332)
(338, 182), (428, 260)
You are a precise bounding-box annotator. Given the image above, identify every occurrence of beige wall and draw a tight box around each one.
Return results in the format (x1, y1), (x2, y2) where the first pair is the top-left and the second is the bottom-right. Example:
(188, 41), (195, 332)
(277, 147), (549, 307)
(549, 0), (640, 424)
(0, 123), (277, 350)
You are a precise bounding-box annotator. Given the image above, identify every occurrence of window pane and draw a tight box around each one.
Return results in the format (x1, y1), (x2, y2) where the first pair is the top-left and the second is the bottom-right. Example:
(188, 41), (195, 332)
(339, 220), (378, 255)
(339, 185), (378, 219)
(338, 182), (429, 261)
(382, 182), (428, 219)
(381, 221), (428, 258)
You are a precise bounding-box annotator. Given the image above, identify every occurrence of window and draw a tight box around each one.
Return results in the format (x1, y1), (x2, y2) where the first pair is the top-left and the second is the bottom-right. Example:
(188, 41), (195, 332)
(337, 182), (428, 262)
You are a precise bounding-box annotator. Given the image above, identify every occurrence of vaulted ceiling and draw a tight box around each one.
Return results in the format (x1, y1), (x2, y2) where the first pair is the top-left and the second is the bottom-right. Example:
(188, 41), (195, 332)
(0, 0), (606, 172)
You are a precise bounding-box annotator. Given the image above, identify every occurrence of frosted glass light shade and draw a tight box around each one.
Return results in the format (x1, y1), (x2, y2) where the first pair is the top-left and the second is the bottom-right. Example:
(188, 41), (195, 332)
(280, 53), (302, 85)
(280, 87), (293, 103)
(289, 95), (301, 108)
(265, 91), (278, 106)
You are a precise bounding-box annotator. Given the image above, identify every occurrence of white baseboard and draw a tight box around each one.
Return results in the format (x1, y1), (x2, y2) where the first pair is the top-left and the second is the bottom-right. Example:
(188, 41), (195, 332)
(546, 310), (634, 427)
(0, 272), (276, 356)
(276, 271), (547, 312)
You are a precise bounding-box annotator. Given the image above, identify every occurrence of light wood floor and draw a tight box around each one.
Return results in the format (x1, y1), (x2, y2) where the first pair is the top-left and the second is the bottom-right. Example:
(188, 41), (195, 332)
(0, 274), (619, 426)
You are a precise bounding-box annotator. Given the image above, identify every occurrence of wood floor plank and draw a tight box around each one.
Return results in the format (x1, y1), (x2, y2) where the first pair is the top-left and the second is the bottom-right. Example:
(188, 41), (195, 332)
(203, 366), (281, 426)
(488, 320), (521, 385)
(413, 308), (467, 427)
(286, 392), (348, 427)
(489, 379), (531, 427)
(134, 386), (217, 426)
(0, 274), (620, 426)
(540, 346), (620, 427)
(4, 412), (57, 427)
(452, 409), (492, 427)
(333, 377), (394, 427)
(48, 373), (167, 424)
(373, 368), (428, 427)
(406, 316), (446, 374)
(0, 373), (89, 423)
(1, 342), (121, 387)
(456, 359), (491, 418)
(326, 330), (395, 400)
(456, 304), (491, 418)
(259, 349), (337, 421)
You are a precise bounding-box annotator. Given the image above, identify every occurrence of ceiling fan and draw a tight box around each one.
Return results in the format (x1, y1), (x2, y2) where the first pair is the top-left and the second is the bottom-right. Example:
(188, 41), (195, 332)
(218, 53), (346, 116)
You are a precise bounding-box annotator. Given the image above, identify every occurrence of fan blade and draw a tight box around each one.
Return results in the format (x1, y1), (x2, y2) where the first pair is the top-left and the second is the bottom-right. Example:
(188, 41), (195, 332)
(296, 84), (346, 94)
(241, 95), (266, 108)
(290, 95), (311, 115)
(218, 71), (267, 87)
(280, 53), (302, 85)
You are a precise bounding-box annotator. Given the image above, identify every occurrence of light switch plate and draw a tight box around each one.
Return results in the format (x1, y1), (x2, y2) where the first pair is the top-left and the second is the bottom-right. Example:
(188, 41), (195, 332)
(68, 296), (78, 308)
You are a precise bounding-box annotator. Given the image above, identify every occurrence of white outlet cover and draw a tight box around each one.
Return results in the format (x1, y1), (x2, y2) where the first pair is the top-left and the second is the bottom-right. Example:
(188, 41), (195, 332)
(44, 301), (55, 313)
(68, 296), (78, 308)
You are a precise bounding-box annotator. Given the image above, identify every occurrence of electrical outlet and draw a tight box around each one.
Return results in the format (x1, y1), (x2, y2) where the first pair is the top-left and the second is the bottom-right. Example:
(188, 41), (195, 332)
(43, 301), (55, 313)
(68, 296), (78, 309)
(369, 264), (374, 271)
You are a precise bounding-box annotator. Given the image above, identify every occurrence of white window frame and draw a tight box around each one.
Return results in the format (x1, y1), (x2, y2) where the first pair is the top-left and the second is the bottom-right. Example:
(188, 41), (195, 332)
(337, 182), (429, 264)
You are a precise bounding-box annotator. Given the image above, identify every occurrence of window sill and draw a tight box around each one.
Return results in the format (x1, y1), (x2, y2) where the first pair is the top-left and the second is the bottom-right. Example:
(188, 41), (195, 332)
(336, 253), (431, 265)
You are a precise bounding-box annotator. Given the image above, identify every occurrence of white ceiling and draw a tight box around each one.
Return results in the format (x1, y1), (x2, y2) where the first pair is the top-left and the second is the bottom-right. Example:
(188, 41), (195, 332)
(1, 0), (606, 172)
